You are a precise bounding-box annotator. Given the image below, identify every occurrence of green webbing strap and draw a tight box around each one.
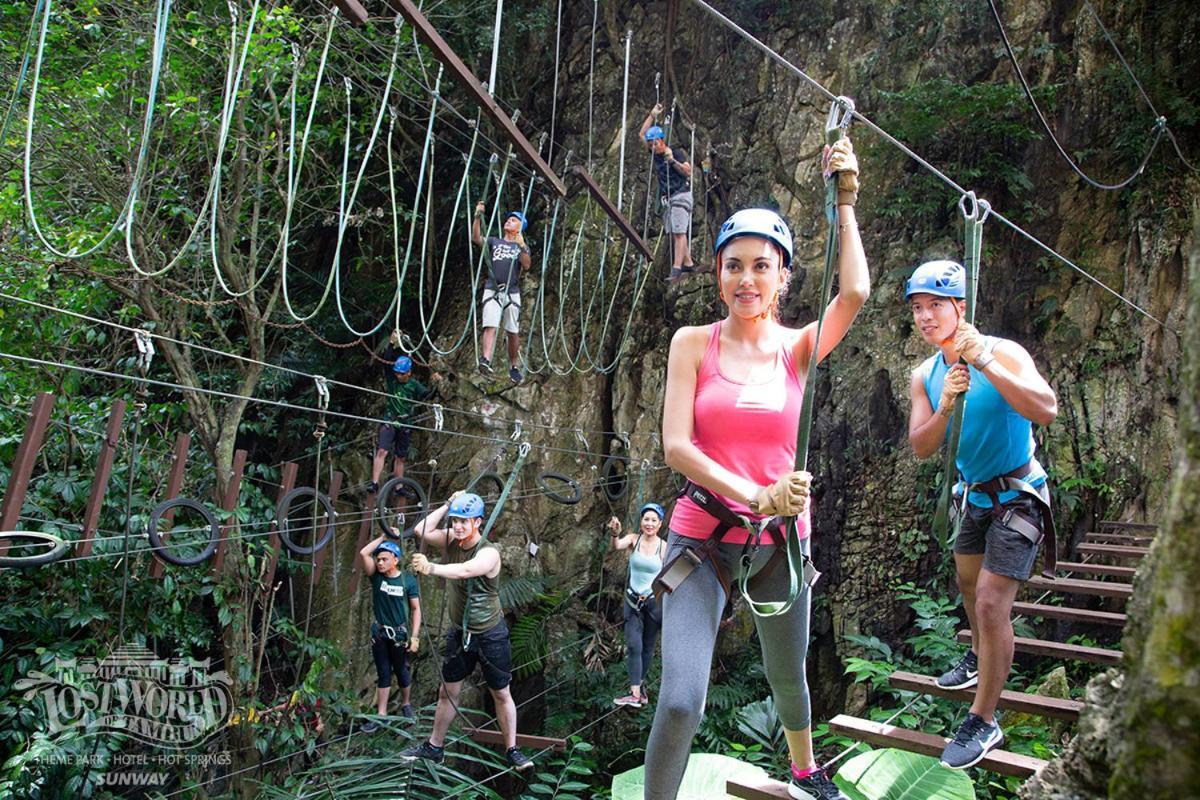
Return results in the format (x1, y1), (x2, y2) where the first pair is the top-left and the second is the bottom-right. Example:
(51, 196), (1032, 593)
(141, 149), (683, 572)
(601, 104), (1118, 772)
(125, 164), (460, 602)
(932, 193), (990, 549)
(461, 441), (531, 638)
(740, 96), (854, 618)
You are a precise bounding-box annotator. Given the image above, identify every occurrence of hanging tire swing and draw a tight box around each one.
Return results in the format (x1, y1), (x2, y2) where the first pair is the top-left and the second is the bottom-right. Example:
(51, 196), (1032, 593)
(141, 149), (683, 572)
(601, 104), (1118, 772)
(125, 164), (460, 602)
(600, 455), (629, 501)
(277, 488), (336, 556)
(0, 531), (70, 567)
(536, 471), (582, 505)
(147, 498), (222, 566)
(470, 471), (506, 507)
(376, 476), (428, 538)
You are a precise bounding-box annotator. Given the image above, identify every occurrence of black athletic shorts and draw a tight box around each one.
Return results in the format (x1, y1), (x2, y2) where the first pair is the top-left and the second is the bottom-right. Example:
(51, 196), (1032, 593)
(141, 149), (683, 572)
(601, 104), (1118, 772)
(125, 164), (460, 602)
(441, 621), (512, 690)
(377, 423), (412, 459)
(953, 494), (1045, 581)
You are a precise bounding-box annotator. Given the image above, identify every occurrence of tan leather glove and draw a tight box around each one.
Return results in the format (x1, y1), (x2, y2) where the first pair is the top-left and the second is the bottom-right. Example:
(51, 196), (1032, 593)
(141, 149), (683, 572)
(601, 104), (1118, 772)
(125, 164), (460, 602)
(750, 471), (812, 516)
(824, 136), (860, 206)
(954, 320), (986, 365)
(410, 553), (433, 576)
(939, 364), (971, 418)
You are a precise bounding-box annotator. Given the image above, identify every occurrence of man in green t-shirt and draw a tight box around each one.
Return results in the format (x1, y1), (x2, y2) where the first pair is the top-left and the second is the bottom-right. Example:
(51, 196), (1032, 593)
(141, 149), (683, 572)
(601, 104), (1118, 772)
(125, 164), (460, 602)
(399, 491), (533, 772)
(357, 537), (422, 733)
(369, 332), (439, 495)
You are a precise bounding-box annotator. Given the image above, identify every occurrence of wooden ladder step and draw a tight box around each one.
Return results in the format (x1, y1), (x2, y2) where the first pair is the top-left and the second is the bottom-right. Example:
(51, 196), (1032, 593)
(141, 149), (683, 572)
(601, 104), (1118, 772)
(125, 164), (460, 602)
(957, 630), (1122, 665)
(1012, 601), (1127, 627)
(1084, 532), (1154, 545)
(462, 727), (567, 752)
(827, 714), (1048, 779)
(888, 671), (1084, 721)
(1099, 520), (1157, 532)
(1027, 575), (1133, 599)
(1076, 543), (1149, 560)
(1058, 561), (1136, 580)
(727, 778), (792, 799)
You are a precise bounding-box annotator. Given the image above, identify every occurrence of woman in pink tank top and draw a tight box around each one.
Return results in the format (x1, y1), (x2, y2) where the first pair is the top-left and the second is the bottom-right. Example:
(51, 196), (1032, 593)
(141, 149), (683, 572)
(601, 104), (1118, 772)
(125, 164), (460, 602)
(645, 137), (870, 800)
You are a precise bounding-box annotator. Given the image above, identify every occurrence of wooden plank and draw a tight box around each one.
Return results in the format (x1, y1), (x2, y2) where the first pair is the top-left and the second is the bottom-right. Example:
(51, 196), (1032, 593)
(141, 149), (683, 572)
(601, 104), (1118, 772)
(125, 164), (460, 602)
(1057, 561), (1136, 580)
(150, 433), (192, 578)
(1075, 544), (1148, 560)
(386, 0), (567, 197)
(211, 449), (248, 576)
(957, 630), (1121, 665)
(727, 778), (792, 799)
(349, 492), (376, 595)
(313, 471), (343, 584)
(0, 392), (56, 553)
(462, 727), (566, 753)
(570, 165), (654, 261)
(78, 400), (126, 558)
(828, 715), (1048, 779)
(1084, 532), (1154, 545)
(330, 0), (367, 26)
(1098, 520), (1157, 532)
(1027, 575), (1132, 599)
(1011, 601), (1127, 627)
(887, 671), (1083, 721)
(262, 463), (299, 590)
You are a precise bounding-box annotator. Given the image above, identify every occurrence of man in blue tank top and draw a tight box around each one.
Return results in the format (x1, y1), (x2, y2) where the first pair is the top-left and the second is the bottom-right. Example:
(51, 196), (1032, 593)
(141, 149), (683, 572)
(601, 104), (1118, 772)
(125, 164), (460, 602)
(905, 261), (1058, 770)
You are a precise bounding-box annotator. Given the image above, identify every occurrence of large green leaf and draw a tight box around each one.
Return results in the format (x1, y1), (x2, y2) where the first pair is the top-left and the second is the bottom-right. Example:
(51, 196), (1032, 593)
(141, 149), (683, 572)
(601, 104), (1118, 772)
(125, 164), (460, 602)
(833, 748), (976, 800)
(611, 753), (771, 799)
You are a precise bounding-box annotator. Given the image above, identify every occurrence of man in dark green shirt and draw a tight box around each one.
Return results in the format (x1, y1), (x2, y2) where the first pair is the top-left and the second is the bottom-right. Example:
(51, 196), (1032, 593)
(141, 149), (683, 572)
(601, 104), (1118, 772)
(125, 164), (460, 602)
(400, 491), (533, 772)
(357, 537), (421, 733)
(369, 333), (438, 494)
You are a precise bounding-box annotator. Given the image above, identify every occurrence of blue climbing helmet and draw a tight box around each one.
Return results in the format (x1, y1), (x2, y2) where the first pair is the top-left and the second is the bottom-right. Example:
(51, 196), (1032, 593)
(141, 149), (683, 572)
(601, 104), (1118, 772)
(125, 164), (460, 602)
(645, 125), (665, 141)
(505, 210), (528, 232)
(373, 540), (403, 558)
(448, 492), (485, 520)
(393, 355), (413, 374)
(714, 208), (794, 269)
(904, 260), (966, 300)
(639, 502), (666, 521)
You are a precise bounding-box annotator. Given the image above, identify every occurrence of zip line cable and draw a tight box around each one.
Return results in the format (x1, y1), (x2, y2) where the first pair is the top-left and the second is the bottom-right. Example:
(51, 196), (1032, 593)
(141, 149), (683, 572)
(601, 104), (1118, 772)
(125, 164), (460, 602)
(986, 0), (1166, 192)
(685, 0), (1179, 333)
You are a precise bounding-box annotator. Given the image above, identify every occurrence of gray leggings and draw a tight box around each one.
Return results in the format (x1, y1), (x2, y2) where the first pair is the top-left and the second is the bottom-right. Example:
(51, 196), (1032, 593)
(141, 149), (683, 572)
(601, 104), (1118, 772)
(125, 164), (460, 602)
(644, 531), (812, 800)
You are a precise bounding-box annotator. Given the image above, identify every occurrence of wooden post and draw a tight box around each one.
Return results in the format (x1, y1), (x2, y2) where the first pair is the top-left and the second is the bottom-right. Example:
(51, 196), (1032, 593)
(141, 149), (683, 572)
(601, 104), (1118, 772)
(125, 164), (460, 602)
(0, 392), (56, 555)
(330, 0), (367, 26)
(150, 434), (192, 578)
(77, 400), (126, 558)
(384, 0), (567, 197)
(262, 462), (299, 591)
(313, 471), (343, 584)
(210, 449), (247, 576)
(571, 166), (654, 260)
(349, 497), (375, 595)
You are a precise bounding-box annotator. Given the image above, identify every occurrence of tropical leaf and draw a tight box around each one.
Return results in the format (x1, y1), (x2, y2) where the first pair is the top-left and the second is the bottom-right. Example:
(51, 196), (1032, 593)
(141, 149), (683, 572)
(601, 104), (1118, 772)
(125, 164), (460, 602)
(833, 748), (976, 800)
(735, 697), (785, 751)
(499, 574), (550, 609)
(611, 752), (771, 799)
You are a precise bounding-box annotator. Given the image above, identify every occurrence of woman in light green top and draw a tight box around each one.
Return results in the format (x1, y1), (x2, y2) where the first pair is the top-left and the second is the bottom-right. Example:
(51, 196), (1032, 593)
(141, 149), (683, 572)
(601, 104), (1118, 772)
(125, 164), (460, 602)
(608, 502), (667, 708)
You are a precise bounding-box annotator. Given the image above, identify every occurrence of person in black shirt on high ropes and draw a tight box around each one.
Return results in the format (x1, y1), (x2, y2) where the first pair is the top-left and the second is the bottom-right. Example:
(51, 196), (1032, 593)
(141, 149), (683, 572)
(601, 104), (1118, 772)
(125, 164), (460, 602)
(639, 102), (694, 282)
(473, 201), (531, 384)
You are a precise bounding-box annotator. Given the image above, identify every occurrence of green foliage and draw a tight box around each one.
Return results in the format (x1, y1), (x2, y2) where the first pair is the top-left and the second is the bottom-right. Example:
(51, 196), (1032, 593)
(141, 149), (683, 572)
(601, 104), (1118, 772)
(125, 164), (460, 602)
(518, 737), (596, 800)
(611, 752), (771, 800)
(834, 748), (976, 800)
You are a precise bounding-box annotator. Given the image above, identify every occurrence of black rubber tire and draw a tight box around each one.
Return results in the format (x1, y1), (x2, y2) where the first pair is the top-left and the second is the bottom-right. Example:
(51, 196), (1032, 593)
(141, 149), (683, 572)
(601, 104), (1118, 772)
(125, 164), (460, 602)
(147, 498), (221, 566)
(536, 471), (582, 505)
(0, 531), (70, 567)
(376, 477), (429, 537)
(600, 455), (629, 501)
(277, 487), (336, 556)
(469, 471), (505, 506)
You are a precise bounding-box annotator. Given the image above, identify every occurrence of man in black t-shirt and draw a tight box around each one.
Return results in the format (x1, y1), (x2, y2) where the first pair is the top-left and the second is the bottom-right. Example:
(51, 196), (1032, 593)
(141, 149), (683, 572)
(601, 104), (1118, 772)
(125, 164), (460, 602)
(473, 202), (531, 383)
(639, 103), (694, 282)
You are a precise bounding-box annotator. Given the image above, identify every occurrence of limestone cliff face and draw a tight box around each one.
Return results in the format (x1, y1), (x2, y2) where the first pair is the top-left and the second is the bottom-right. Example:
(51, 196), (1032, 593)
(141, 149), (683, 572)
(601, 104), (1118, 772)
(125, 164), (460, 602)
(318, 0), (1197, 770)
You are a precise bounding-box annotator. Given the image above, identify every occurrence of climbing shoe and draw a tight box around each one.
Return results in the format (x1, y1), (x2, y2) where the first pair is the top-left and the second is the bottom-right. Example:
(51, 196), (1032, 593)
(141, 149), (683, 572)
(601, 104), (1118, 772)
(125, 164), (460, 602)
(400, 704), (415, 719)
(360, 720), (380, 734)
(506, 747), (534, 771)
(936, 650), (979, 690)
(940, 713), (1004, 769)
(787, 767), (848, 800)
(478, 357), (493, 375)
(399, 740), (444, 765)
(509, 366), (523, 384)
